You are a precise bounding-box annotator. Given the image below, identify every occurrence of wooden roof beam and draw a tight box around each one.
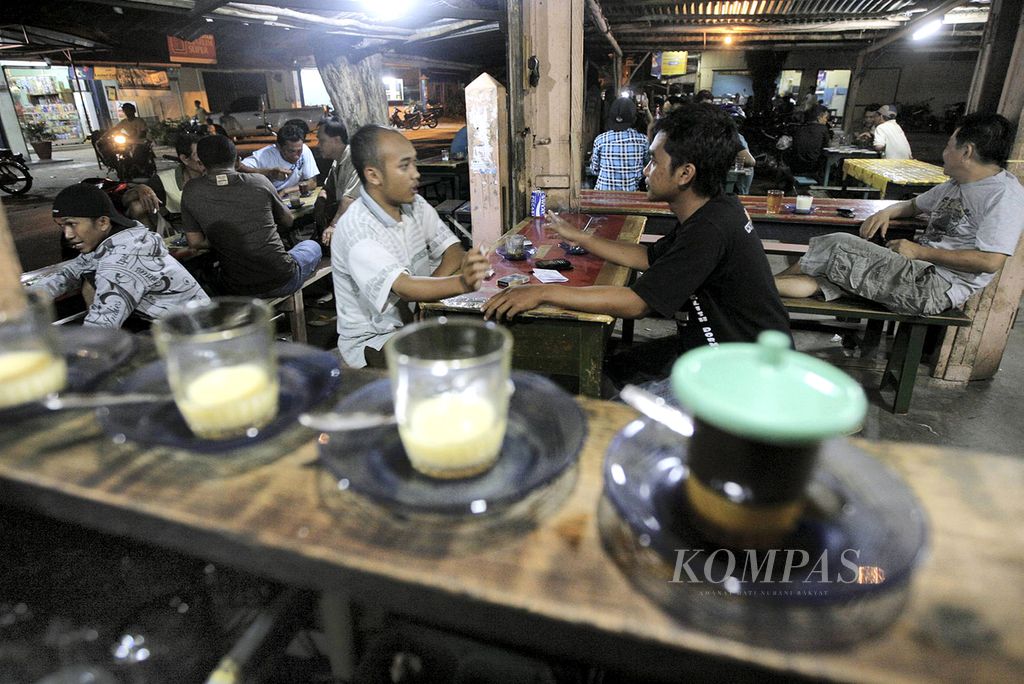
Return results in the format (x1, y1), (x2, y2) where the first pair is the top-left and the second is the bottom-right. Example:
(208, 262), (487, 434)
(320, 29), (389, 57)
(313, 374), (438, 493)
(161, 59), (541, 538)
(586, 0), (623, 57)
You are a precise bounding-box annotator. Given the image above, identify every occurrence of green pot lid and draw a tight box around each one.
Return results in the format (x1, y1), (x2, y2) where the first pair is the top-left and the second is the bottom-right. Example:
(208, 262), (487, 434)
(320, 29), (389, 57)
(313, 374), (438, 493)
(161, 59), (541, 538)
(671, 330), (867, 443)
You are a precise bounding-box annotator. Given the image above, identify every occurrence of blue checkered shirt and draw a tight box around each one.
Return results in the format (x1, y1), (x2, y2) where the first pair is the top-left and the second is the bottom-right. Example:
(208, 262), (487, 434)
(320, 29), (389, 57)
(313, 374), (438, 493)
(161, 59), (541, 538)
(590, 129), (649, 191)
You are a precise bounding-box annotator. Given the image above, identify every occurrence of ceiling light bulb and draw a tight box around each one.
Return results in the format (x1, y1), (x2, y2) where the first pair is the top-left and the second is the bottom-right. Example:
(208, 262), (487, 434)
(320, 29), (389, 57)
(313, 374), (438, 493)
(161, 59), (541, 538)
(912, 19), (942, 40)
(724, 35), (734, 45)
(362, 0), (413, 21)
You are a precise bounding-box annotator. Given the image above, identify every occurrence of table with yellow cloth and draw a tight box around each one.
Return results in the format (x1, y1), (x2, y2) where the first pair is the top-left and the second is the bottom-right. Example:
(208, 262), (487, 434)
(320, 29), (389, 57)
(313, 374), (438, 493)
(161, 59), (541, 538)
(843, 158), (949, 198)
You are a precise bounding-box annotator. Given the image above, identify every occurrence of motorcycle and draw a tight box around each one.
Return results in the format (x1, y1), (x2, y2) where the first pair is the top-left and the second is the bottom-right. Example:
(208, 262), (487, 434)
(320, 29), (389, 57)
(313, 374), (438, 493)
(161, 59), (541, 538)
(0, 148), (33, 195)
(90, 125), (157, 181)
(389, 108), (423, 130)
(420, 106), (442, 129)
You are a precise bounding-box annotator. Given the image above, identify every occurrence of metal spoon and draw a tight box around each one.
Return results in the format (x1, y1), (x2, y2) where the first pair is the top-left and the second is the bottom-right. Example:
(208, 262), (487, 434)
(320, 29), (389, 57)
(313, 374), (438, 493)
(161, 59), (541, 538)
(619, 384), (694, 437)
(297, 411), (397, 432)
(42, 392), (171, 410)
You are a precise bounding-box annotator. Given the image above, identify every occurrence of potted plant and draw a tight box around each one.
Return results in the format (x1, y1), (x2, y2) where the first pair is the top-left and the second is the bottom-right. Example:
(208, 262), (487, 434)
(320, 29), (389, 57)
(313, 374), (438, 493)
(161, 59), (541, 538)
(22, 122), (55, 160)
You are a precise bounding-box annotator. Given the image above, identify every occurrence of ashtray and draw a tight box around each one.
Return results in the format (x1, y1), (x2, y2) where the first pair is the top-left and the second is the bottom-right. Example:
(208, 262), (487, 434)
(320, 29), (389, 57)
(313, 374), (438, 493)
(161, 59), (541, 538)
(559, 241), (588, 255)
(495, 243), (537, 261)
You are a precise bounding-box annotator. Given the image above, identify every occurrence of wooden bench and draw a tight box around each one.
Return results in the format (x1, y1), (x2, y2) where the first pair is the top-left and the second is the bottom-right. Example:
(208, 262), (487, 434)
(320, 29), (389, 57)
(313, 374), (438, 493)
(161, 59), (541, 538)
(266, 256), (332, 343)
(782, 296), (973, 414)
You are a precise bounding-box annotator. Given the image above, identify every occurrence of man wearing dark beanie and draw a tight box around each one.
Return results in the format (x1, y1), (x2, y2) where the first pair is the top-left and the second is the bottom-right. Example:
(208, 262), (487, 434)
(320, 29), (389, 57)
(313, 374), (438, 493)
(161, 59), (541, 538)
(29, 183), (208, 328)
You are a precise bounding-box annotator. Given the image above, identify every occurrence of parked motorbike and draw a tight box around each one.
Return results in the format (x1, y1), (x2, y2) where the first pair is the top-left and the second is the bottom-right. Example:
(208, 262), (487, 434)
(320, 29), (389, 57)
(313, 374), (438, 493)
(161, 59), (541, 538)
(90, 126), (157, 181)
(389, 108), (423, 130)
(421, 106), (442, 128)
(0, 148), (33, 195)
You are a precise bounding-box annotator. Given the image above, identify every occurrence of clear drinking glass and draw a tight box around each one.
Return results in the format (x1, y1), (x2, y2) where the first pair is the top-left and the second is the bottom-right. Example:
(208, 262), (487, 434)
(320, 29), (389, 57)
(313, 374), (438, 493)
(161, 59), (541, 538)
(386, 317), (513, 479)
(766, 189), (784, 214)
(153, 298), (278, 440)
(0, 290), (67, 408)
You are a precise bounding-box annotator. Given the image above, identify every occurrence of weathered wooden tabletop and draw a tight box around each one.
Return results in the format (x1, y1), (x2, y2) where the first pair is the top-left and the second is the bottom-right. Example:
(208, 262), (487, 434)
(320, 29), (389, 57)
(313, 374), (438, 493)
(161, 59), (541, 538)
(1, 388), (1021, 682)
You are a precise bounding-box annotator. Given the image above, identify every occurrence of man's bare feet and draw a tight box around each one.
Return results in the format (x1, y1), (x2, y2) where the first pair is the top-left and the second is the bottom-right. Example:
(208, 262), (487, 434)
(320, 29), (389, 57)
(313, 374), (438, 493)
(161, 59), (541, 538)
(775, 274), (822, 298)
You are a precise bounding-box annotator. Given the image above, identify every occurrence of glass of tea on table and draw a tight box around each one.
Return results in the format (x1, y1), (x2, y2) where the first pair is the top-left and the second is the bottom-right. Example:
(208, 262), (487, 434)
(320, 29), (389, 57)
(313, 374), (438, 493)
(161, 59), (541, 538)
(0, 291), (67, 408)
(385, 317), (513, 479)
(153, 298), (278, 439)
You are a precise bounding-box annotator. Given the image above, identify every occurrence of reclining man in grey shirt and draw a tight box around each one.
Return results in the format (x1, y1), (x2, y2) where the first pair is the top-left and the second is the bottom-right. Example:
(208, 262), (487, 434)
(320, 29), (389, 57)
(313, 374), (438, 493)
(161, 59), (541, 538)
(776, 112), (1024, 315)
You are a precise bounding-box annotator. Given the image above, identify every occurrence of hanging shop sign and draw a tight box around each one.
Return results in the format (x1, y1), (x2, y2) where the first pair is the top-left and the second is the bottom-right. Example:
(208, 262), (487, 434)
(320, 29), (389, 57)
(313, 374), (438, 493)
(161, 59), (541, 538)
(116, 67), (170, 89)
(167, 34), (217, 65)
(651, 51), (689, 78)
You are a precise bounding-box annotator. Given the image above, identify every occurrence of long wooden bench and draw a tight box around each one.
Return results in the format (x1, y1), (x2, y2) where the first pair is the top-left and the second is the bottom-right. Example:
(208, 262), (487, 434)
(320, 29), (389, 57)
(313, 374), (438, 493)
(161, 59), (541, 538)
(266, 256), (332, 343)
(782, 296), (973, 414)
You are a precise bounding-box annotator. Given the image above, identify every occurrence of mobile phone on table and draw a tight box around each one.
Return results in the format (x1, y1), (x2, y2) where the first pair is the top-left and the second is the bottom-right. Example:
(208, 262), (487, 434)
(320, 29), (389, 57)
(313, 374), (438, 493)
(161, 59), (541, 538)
(836, 207), (855, 218)
(496, 273), (531, 288)
(534, 258), (573, 271)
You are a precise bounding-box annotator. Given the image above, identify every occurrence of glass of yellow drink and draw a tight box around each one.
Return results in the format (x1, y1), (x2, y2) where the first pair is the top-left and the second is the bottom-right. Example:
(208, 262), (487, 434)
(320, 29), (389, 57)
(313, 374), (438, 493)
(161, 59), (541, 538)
(386, 318), (513, 479)
(0, 291), (67, 408)
(153, 298), (278, 439)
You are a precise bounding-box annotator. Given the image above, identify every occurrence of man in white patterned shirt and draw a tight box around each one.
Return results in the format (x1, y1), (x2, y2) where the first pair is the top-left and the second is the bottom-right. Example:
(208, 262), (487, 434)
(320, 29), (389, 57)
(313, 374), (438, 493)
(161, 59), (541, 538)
(590, 97), (649, 191)
(31, 183), (208, 328)
(331, 125), (488, 368)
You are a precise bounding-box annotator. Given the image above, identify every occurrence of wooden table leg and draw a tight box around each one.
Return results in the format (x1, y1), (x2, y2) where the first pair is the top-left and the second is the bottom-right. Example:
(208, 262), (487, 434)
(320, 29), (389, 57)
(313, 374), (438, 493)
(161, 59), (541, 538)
(319, 590), (355, 680)
(881, 322), (927, 413)
(578, 328), (606, 398)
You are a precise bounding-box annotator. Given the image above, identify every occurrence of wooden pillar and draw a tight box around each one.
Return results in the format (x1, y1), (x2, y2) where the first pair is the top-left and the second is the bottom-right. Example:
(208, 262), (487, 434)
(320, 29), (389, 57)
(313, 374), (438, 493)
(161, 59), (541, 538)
(933, 0), (1024, 381)
(522, 0), (585, 210)
(966, 0), (1024, 114)
(506, 0), (528, 224)
(465, 74), (510, 249)
(314, 44), (388, 128)
(0, 199), (27, 317)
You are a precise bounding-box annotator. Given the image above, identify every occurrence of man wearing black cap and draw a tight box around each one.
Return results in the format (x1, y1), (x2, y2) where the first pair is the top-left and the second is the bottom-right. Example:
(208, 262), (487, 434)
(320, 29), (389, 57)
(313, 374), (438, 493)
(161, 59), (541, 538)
(589, 97), (649, 191)
(29, 183), (208, 328)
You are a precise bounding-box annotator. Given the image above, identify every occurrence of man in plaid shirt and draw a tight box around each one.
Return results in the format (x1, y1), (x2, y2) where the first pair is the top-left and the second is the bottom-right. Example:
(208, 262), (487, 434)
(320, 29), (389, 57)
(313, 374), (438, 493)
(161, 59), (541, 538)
(590, 97), (650, 191)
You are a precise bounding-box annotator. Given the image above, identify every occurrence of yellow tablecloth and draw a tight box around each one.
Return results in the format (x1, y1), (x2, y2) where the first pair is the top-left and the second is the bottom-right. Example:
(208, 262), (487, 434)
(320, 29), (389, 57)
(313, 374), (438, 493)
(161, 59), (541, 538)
(843, 158), (948, 196)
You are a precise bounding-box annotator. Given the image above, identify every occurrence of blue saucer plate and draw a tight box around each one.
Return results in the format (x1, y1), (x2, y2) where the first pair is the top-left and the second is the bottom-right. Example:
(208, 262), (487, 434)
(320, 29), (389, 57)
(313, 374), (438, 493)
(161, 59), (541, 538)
(2, 326), (137, 421)
(317, 372), (586, 515)
(98, 343), (341, 454)
(783, 203), (816, 215)
(600, 416), (929, 649)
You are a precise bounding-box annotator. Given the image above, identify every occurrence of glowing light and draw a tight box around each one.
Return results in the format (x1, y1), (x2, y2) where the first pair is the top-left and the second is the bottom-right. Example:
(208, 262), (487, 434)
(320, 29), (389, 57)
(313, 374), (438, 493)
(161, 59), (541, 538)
(362, 0), (413, 21)
(113, 134), (127, 145)
(620, 89), (632, 98)
(912, 19), (942, 40)
(724, 35), (734, 45)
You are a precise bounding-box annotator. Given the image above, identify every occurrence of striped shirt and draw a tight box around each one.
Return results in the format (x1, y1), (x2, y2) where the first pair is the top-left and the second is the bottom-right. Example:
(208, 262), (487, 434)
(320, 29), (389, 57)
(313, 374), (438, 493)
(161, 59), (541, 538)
(591, 129), (649, 191)
(331, 188), (459, 367)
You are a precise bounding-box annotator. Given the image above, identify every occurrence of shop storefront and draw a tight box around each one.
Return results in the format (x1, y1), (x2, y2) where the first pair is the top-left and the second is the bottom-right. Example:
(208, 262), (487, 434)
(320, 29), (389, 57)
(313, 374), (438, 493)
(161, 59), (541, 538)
(1, 61), (93, 156)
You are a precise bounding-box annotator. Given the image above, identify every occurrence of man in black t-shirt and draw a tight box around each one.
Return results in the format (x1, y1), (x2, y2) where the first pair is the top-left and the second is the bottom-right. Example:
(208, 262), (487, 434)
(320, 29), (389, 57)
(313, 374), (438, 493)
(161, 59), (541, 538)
(788, 105), (832, 177)
(483, 104), (790, 386)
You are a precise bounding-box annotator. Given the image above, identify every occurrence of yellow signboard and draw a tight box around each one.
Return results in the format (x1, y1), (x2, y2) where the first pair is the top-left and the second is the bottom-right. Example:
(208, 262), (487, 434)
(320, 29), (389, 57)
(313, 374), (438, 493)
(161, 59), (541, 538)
(652, 51), (690, 78)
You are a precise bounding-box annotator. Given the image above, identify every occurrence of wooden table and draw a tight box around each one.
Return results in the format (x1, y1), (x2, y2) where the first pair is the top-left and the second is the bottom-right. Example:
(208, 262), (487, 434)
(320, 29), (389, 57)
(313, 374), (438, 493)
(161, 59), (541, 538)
(416, 155), (469, 199)
(0, 388), (1020, 682)
(843, 158), (949, 199)
(579, 190), (923, 244)
(822, 146), (879, 187)
(421, 213), (646, 397)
